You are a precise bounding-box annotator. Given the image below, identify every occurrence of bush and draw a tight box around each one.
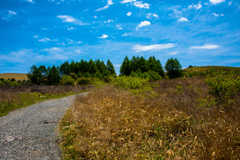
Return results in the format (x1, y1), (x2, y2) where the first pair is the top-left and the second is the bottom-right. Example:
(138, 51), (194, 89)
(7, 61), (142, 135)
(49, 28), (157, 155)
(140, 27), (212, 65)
(60, 75), (75, 85)
(0, 81), (3, 86)
(113, 76), (148, 89)
(70, 73), (78, 80)
(77, 77), (92, 85)
(103, 76), (115, 83)
(147, 70), (162, 82)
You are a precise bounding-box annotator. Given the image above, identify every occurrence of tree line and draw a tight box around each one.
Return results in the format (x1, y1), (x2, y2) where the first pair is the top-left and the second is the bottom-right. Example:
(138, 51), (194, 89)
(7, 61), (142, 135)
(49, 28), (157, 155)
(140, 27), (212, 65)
(120, 56), (182, 79)
(27, 59), (116, 85)
(27, 56), (183, 85)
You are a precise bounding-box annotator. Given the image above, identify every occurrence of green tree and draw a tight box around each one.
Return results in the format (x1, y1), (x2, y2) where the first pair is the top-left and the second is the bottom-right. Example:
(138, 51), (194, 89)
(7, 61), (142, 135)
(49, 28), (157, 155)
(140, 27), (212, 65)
(88, 59), (98, 75)
(60, 61), (70, 76)
(47, 65), (60, 85)
(120, 56), (131, 76)
(106, 59), (116, 75)
(164, 58), (182, 79)
(27, 65), (42, 85)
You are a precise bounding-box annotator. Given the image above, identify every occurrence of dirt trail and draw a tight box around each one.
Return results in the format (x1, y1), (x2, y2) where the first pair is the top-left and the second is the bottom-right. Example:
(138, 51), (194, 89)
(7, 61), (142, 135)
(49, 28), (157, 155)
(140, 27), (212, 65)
(0, 92), (88, 160)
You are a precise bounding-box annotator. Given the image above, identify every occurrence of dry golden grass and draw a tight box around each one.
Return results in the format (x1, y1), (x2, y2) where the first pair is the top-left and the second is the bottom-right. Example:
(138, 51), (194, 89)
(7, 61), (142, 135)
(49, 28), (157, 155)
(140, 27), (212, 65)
(0, 73), (28, 81)
(60, 77), (240, 159)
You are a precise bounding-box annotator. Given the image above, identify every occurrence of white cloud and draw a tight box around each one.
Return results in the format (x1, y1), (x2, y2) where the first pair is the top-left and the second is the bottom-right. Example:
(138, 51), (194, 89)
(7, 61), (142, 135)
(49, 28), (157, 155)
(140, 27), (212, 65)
(98, 34), (109, 39)
(122, 33), (128, 36)
(34, 35), (39, 39)
(168, 51), (179, 55)
(116, 25), (123, 30)
(133, 44), (175, 52)
(121, 0), (136, 3)
(146, 13), (158, 19)
(96, 0), (113, 11)
(26, 0), (35, 4)
(178, 17), (189, 22)
(137, 21), (151, 28)
(228, 2), (232, 5)
(114, 64), (121, 67)
(68, 26), (76, 30)
(133, 1), (150, 9)
(39, 38), (51, 43)
(127, 12), (132, 16)
(57, 15), (89, 25)
(209, 0), (225, 5)
(8, 10), (17, 15)
(93, 16), (97, 19)
(189, 44), (220, 49)
(212, 13), (224, 17)
(188, 2), (202, 10)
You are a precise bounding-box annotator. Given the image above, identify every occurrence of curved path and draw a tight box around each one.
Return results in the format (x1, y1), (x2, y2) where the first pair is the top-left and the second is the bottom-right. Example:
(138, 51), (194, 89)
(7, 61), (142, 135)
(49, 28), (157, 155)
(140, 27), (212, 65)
(0, 92), (88, 160)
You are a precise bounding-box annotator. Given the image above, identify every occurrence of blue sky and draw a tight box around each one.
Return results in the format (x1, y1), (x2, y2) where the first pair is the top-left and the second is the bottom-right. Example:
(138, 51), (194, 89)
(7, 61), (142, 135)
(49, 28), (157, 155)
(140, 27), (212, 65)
(0, 0), (240, 74)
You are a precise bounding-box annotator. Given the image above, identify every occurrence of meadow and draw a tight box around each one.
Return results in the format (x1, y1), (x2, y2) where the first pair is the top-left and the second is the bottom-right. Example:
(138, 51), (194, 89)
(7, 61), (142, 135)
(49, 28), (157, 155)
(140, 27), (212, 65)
(59, 67), (240, 159)
(0, 73), (28, 81)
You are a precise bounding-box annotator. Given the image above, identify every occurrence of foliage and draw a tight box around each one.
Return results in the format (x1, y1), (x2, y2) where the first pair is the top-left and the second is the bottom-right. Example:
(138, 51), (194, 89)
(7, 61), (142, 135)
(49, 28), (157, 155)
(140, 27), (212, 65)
(77, 77), (92, 85)
(60, 75), (75, 86)
(113, 76), (148, 89)
(205, 70), (240, 100)
(120, 56), (165, 79)
(147, 70), (162, 82)
(69, 73), (77, 80)
(164, 58), (183, 79)
(47, 66), (60, 85)
(107, 59), (116, 75)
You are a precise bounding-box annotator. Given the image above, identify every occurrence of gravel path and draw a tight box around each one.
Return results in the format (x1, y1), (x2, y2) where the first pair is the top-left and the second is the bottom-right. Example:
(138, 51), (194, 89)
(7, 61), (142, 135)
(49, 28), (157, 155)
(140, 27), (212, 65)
(0, 92), (88, 160)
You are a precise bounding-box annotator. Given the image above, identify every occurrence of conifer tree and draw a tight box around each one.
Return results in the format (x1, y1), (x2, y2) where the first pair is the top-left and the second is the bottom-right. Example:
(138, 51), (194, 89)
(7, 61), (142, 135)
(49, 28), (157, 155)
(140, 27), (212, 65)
(47, 65), (60, 85)
(106, 59), (116, 75)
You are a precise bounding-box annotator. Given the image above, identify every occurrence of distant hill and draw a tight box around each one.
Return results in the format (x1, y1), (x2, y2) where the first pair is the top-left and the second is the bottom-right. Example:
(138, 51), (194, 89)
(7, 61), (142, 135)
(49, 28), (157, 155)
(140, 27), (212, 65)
(183, 66), (240, 76)
(0, 73), (28, 81)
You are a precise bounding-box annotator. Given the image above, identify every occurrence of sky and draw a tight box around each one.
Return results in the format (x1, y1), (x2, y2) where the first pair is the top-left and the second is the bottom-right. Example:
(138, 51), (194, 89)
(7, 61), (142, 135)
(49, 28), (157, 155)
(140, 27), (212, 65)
(0, 0), (240, 74)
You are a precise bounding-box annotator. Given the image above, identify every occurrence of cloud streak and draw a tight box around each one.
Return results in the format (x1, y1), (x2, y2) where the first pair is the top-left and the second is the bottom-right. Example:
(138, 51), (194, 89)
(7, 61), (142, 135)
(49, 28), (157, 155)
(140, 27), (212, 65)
(95, 0), (113, 11)
(57, 15), (89, 25)
(133, 44), (175, 52)
(189, 44), (220, 49)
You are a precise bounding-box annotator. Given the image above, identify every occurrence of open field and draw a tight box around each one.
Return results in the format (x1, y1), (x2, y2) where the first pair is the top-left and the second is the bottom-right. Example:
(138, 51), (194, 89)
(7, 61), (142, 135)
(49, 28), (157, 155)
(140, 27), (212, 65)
(59, 73), (240, 159)
(0, 73), (28, 81)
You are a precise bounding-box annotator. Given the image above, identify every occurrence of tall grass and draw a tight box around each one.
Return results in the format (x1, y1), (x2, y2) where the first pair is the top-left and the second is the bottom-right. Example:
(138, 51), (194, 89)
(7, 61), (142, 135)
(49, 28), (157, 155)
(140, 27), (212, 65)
(59, 76), (240, 159)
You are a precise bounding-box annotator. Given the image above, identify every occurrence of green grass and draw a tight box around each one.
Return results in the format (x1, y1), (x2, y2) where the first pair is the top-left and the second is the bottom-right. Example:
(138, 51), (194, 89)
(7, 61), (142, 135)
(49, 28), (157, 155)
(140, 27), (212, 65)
(0, 92), (85, 117)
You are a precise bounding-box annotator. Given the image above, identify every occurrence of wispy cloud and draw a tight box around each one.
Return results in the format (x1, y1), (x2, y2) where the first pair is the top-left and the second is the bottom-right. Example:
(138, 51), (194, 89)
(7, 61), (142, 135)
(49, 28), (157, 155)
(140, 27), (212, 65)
(8, 10), (17, 15)
(188, 2), (202, 10)
(212, 13), (224, 17)
(189, 44), (220, 49)
(178, 17), (190, 22)
(121, 0), (136, 3)
(133, 44), (175, 52)
(121, 0), (149, 9)
(57, 15), (89, 25)
(167, 51), (179, 55)
(146, 13), (158, 19)
(25, 0), (35, 4)
(98, 34), (109, 39)
(137, 21), (151, 28)
(209, 0), (225, 5)
(127, 12), (132, 16)
(95, 0), (113, 11)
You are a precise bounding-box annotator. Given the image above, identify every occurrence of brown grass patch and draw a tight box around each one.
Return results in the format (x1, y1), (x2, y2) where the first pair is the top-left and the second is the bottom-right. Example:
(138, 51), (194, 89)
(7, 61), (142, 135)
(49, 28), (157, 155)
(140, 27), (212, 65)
(0, 73), (28, 81)
(60, 77), (240, 159)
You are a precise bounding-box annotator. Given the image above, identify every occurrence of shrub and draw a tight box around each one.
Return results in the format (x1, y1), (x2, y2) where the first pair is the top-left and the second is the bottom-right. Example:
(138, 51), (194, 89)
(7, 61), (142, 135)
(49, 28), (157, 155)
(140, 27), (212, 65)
(10, 78), (16, 82)
(70, 73), (78, 80)
(77, 77), (92, 85)
(60, 75), (75, 85)
(113, 76), (148, 89)
(0, 81), (3, 86)
(147, 70), (162, 82)
(103, 75), (115, 83)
